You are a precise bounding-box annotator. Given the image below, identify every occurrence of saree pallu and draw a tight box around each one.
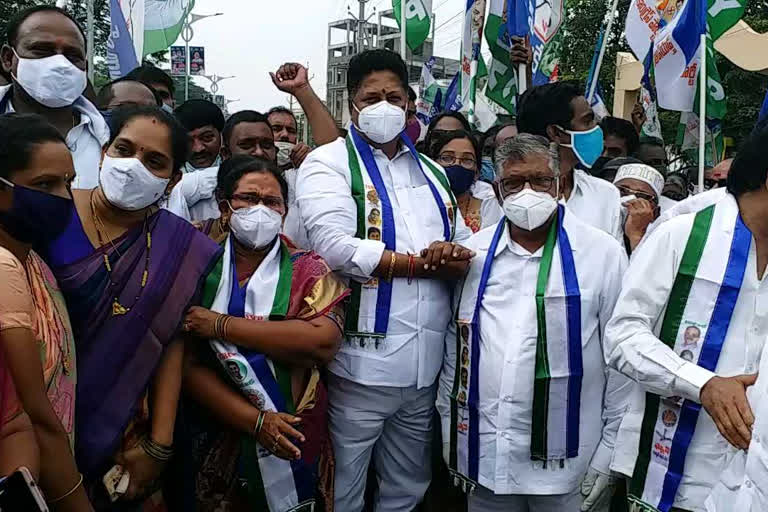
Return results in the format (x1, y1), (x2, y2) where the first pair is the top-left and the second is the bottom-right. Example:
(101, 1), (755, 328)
(182, 246), (349, 512)
(43, 209), (223, 478)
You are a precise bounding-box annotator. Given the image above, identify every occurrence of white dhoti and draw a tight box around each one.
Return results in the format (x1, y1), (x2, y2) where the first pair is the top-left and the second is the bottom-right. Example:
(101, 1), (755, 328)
(468, 484), (582, 512)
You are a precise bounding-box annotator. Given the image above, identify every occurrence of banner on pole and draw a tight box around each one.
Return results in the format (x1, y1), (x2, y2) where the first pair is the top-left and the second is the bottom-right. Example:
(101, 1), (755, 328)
(143, 0), (196, 56)
(106, 0), (140, 79)
(484, 0), (520, 114)
(461, 0), (487, 122)
(170, 46), (186, 76)
(530, 0), (565, 85)
(677, 112), (724, 166)
(393, 0), (433, 51)
(189, 46), (205, 76)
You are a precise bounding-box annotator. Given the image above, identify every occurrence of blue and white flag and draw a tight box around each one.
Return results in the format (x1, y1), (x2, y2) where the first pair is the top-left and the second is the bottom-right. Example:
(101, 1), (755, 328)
(584, 26), (608, 120)
(444, 72), (463, 112)
(106, 0), (140, 79)
(640, 45), (664, 141)
(652, 0), (706, 111)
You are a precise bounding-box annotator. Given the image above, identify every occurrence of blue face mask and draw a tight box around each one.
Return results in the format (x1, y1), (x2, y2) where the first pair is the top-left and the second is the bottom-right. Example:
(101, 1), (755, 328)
(561, 125), (604, 169)
(445, 165), (476, 195)
(0, 177), (73, 248)
(480, 157), (495, 182)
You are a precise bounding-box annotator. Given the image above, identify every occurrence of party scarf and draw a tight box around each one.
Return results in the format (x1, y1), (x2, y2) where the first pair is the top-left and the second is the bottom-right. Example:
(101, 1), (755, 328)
(201, 235), (315, 512)
(629, 198), (750, 512)
(449, 206), (582, 493)
(343, 126), (456, 346)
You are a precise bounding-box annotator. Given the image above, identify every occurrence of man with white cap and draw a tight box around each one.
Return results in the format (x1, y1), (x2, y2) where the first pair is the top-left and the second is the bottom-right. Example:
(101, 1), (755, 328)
(613, 163), (665, 253)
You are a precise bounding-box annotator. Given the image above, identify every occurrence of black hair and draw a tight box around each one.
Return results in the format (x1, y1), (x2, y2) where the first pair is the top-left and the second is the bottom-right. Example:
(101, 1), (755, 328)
(600, 116), (639, 155)
(517, 82), (582, 138)
(429, 129), (481, 164)
(0, 113), (66, 180)
(408, 86), (417, 103)
(424, 111), (472, 155)
(126, 64), (175, 95)
(96, 77), (162, 109)
(267, 106), (297, 125)
(727, 124), (768, 197)
(347, 49), (408, 98)
(636, 136), (665, 149)
(174, 99), (225, 133)
(222, 110), (271, 147)
(6, 5), (85, 47)
(216, 155), (289, 205)
(108, 106), (189, 174)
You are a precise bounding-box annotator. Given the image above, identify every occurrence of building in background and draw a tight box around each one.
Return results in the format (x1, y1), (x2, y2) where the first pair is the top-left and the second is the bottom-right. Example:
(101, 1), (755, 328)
(326, 8), (459, 127)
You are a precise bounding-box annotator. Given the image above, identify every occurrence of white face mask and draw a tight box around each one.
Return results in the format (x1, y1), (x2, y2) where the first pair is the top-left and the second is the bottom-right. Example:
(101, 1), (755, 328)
(275, 141), (295, 168)
(100, 155), (170, 211)
(229, 204), (283, 250)
(12, 50), (86, 108)
(503, 188), (558, 231)
(619, 194), (637, 228)
(354, 100), (406, 144)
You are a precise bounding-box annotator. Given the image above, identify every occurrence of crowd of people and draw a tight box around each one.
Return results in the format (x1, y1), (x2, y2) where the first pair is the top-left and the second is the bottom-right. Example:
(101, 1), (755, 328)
(0, 5), (767, 512)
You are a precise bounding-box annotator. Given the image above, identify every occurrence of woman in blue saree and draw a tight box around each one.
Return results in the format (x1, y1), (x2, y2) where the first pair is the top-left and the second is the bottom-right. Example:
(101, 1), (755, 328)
(39, 106), (222, 510)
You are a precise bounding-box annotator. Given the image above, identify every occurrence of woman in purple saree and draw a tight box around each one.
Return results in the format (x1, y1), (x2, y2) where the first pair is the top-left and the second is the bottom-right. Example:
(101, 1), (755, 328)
(39, 106), (222, 510)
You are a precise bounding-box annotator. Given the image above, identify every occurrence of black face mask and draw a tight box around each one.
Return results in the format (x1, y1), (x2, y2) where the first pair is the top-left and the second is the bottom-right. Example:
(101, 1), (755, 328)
(0, 177), (73, 248)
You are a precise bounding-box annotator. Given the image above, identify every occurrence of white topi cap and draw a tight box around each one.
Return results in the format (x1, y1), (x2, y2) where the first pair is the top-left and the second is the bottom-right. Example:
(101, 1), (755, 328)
(613, 163), (665, 198)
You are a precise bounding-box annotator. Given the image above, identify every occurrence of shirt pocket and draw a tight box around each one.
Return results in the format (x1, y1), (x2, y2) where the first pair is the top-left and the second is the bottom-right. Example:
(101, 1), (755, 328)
(409, 184), (445, 243)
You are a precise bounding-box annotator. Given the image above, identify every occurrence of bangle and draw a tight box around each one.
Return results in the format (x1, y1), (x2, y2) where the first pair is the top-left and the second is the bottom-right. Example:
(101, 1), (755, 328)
(48, 473), (83, 504)
(221, 314), (233, 339)
(140, 436), (174, 462)
(214, 314), (231, 339)
(407, 253), (415, 285)
(385, 252), (397, 282)
(253, 410), (266, 436)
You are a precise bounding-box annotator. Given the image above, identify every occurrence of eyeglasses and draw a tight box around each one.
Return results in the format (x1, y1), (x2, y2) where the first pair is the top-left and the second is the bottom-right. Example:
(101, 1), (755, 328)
(438, 153), (477, 169)
(497, 175), (556, 195)
(229, 193), (284, 210)
(616, 185), (657, 204)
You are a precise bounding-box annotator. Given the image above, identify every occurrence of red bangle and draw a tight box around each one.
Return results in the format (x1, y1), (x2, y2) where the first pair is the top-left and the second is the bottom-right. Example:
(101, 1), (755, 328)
(407, 253), (415, 285)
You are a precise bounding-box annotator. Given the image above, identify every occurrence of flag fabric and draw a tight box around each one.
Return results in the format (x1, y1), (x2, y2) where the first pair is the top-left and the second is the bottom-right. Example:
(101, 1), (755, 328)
(625, 0), (663, 62)
(640, 48), (664, 141)
(393, 0), (433, 52)
(677, 112), (725, 167)
(651, 0), (706, 111)
(530, 0), (565, 85)
(416, 57), (441, 124)
(461, 0), (487, 122)
(584, 26), (608, 120)
(444, 72), (463, 112)
(106, 0), (140, 79)
(143, 0), (195, 57)
(484, 0), (520, 114)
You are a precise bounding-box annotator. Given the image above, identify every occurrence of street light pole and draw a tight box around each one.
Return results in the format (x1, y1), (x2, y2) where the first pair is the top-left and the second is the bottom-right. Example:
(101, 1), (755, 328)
(182, 12), (224, 101)
(200, 74), (235, 99)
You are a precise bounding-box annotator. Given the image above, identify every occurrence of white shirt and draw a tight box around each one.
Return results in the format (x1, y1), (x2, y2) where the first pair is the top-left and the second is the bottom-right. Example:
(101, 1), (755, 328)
(0, 85), (110, 190)
(282, 168), (309, 249)
(436, 212), (629, 495)
(471, 181), (504, 230)
(706, 351), (768, 512)
(606, 199), (768, 510)
(567, 169), (623, 241)
(659, 195), (679, 214)
(297, 137), (472, 388)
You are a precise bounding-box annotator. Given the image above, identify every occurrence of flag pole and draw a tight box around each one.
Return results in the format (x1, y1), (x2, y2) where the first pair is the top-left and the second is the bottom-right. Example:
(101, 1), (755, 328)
(587, 0), (619, 102)
(401, 0), (408, 60)
(697, 33), (706, 194)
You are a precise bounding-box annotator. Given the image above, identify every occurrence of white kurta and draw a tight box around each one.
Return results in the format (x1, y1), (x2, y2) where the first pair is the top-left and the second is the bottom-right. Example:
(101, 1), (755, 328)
(566, 169), (624, 241)
(436, 212), (630, 495)
(606, 193), (767, 511)
(0, 85), (109, 190)
(471, 180), (503, 230)
(706, 348), (768, 512)
(297, 136), (472, 389)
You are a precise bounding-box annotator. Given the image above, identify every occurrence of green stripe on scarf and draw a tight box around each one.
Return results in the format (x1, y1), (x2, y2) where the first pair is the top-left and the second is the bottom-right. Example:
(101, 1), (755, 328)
(269, 241), (294, 319)
(345, 136), (366, 334)
(530, 212), (560, 460)
(420, 155), (458, 240)
(630, 205), (715, 499)
(241, 435), (269, 509)
(201, 248), (225, 310)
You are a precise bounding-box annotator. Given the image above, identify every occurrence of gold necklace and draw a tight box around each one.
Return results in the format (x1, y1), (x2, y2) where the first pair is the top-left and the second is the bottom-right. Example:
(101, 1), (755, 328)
(89, 191), (152, 316)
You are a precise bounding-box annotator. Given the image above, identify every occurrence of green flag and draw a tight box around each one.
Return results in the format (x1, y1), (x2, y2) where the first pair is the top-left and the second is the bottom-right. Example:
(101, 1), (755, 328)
(143, 0), (196, 57)
(393, 0), (433, 51)
(677, 112), (725, 167)
(708, 0), (746, 40)
(483, 0), (517, 114)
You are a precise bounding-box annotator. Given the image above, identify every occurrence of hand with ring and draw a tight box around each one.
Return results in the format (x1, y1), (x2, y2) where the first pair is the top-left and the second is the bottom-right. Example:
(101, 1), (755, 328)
(257, 411), (305, 460)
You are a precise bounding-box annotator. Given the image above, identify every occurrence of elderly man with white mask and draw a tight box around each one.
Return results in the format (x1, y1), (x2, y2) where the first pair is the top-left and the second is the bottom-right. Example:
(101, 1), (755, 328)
(613, 163), (666, 253)
(437, 134), (630, 512)
(297, 49), (474, 511)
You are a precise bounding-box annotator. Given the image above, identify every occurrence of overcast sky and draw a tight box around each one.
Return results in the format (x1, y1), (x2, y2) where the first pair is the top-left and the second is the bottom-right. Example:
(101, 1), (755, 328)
(185, 0), (464, 112)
